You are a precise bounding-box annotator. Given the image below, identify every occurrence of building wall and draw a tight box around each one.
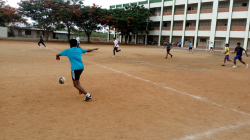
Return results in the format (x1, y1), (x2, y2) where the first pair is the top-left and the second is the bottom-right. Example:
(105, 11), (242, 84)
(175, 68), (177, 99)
(0, 27), (8, 37)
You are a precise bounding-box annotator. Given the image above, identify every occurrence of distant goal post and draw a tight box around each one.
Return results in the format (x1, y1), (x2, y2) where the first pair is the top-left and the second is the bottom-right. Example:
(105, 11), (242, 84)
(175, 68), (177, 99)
(206, 40), (226, 53)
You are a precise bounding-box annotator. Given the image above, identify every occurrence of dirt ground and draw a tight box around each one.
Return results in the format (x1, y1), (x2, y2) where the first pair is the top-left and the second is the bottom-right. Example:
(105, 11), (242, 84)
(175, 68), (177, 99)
(1, 41), (250, 140)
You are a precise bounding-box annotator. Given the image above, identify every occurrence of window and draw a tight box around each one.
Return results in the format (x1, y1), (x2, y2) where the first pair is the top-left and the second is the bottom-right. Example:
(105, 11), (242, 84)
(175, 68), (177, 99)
(25, 30), (31, 35)
(188, 7), (192, 10)
(186, 23), (190, 26)
(200, 38), (206, 42)
(242, 3), (247, 7)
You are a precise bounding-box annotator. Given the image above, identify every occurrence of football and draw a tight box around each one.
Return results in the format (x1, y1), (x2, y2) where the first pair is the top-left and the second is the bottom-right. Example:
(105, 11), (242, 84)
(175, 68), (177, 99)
(58, 77), (65, 84)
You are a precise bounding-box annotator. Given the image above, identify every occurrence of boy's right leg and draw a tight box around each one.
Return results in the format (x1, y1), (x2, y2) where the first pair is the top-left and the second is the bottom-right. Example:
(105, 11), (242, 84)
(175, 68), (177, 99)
(73, 80), (87, 95)
(113, 48), (116, 56)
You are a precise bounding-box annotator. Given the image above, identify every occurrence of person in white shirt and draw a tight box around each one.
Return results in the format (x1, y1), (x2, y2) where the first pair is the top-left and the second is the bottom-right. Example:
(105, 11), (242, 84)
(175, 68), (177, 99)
(209, 41), (214, 52)
(76, 35), (80, 48)
(113, 38), (122, 57)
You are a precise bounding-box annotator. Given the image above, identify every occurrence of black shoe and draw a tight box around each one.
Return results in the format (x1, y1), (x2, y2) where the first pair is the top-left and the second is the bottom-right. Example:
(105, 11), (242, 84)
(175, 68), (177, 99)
(165, 57), (167, 59)
(171, 55), (173, 58)
(84, 95), (92, 101)
(221, 64), (225, 66)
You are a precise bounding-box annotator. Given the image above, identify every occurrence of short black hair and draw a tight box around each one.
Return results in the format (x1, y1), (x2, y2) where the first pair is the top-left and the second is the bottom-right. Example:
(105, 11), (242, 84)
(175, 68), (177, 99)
(113, 37), (116, 39)
(226, 44), (229, 46)
(237, 42), (241, 45)
(69, 39), (77, 47)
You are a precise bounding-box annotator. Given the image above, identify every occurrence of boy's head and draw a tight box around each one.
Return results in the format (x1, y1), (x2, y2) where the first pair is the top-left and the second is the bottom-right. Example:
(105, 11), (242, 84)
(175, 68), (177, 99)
(190, 41), (191, 43)
(225, 44), (229, 47)
(76, 35), (78, 37)
(113, 37), (116, 40)
(237, 42), (240, 47)
(69, 39), (77, 48)
(167, 40), (169, 43)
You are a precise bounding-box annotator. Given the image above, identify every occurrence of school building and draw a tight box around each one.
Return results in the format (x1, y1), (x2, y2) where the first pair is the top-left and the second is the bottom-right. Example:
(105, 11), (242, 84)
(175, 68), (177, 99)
(109, 0), (250, 50)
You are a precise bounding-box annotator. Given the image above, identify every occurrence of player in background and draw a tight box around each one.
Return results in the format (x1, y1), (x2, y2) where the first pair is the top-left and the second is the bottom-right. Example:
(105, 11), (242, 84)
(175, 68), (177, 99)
(38, 34), (47, 50)
(76, 35), (81, 48)
(56, 39), (99, 101)
(209, 41), (214, 52)
(113, 37), (122, 57)
(221, 44), (233, 66)
(232, 42), (248, 68)
(163, 40), (173, 59)
(188, 41), (193, 54)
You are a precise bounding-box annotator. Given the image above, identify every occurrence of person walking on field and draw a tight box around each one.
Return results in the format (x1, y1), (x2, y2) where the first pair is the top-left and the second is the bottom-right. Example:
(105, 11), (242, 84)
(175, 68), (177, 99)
(221, 44), (233, 66)
(163, 40), (173, 59)
(38, 34), (47, 50)
(188, 41), (193, 54)
(232, 42), (248, 68)
(113, 37), (122, 57)
(56, 39), (99, 101)
(209, 41), (214, 52)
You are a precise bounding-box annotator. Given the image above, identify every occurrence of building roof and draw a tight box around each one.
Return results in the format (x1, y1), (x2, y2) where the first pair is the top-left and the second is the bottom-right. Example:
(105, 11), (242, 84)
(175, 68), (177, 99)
(53, 31), (74, 35)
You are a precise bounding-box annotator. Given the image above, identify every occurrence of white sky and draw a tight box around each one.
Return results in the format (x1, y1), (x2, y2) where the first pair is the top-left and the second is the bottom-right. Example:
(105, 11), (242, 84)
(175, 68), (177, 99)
(6, 0), (146, 9)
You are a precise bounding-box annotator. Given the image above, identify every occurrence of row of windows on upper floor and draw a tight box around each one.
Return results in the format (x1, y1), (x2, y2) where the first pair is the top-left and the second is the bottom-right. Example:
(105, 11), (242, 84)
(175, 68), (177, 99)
(151, 0), (249, 15)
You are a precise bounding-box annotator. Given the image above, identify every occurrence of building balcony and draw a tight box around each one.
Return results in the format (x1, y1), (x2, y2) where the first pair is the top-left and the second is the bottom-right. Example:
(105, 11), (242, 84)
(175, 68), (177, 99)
(175, 11), (184, 15)
(186, 26), (196, 30)
(187, 10), (197, 14)
(216, 26), (227, 31)
(200, 9), (213, 13)
(153, 27), (160, 30)
(218, 8), (229, 12)
(233, 7), (248, 12)
(150, 13), (161, 17)
(163, 12), (172, 15)
(173, 26), (183, 30)
(199, 26), (211, 31)
(162, 27), (170, 30)
(231, 26), (246, 31)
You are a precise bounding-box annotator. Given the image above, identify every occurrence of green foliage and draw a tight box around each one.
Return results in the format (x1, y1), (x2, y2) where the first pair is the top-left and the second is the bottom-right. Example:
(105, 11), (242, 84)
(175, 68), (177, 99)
(73, 31), (109, 38)
(0, 0), (27, 27)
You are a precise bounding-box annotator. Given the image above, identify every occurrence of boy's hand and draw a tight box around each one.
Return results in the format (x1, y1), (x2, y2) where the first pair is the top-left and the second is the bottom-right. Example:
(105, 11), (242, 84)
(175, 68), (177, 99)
(56, 57), (60, 60)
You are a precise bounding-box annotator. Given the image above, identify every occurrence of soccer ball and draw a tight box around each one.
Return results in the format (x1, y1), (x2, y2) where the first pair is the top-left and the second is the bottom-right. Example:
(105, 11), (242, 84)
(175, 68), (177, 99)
(58, 77), (65, 84)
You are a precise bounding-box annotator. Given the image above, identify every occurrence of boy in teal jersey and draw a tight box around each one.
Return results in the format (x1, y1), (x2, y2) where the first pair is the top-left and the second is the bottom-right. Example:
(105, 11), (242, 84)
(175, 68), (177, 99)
(56, 39), (98, 101)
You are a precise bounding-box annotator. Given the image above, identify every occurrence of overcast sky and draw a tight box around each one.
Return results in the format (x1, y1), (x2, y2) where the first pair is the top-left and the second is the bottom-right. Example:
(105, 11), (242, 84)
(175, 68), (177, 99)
(6, 0), (146, 9)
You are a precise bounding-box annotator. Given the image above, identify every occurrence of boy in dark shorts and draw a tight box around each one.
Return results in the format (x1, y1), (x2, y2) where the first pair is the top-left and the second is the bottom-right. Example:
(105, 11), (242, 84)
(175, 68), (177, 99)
(38, 34), (47, 50)
(221, 44), (232, 66)
(163, 40), (173, 59)
(188, 41), (193, 54)
(56, 39), (99, 101)
(232, 42), (248, 68)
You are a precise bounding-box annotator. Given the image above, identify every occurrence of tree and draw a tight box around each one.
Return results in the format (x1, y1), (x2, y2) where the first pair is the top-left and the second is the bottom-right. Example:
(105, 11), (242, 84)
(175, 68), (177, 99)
(0, 0), (27, 27)
(76, 4), (104, 43)
(104, 5), (153, 43)
(19, 0), (56, 41)
(52, 0), (82, 41)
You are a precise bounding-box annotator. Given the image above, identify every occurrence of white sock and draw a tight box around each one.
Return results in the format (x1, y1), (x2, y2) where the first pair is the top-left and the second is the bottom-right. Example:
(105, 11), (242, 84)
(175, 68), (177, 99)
(86, 93), (91, 97)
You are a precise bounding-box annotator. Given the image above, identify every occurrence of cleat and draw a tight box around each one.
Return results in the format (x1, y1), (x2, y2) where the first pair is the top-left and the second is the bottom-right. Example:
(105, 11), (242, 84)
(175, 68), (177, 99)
(232, 65), (237, 68)
(165, 57), (167, 59)
(171, 55), (173, 58)
(221, 64), (225, 66)
(84, 95), (92, 101)
(113, 55), (115, 57)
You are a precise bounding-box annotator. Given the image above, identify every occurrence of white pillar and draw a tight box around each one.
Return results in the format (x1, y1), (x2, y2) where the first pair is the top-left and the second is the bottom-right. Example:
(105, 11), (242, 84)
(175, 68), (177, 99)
(243, 0), (250, 50)
(225, 0), (234, 44)
(209, 0), (219, 43)
(181, 0), (188, 48)
(194, 0), (201, 48)
(169, 0), (176, 43)
(158, 0), (165, 46)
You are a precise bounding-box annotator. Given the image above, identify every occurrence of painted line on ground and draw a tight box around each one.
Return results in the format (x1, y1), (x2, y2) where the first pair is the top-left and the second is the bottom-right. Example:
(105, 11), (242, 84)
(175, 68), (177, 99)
(175, 121), (250, 140)
(48, 47), (250, 117)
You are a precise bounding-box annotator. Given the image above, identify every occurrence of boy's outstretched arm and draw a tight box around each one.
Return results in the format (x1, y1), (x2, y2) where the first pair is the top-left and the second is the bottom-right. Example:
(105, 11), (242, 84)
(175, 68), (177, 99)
(86, 48), (99, 52)
(56, 54), (61, 60)
(244, 49), (249, 57)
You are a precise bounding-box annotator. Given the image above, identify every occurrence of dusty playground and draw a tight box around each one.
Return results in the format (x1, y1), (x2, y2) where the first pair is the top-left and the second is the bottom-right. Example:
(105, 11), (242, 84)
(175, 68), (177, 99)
(1, 41), (250, 140)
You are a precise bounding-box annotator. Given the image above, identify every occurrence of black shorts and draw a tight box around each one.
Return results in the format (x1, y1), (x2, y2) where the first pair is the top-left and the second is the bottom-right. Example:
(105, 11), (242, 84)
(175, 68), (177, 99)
(71, 69), (83, 81)
(189, 47), (192, 50)
(167, 49), (170, 53)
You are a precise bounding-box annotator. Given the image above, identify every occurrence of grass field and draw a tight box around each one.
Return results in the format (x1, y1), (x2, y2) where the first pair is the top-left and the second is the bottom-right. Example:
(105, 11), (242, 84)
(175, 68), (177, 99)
(1, 41), (250, 140)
